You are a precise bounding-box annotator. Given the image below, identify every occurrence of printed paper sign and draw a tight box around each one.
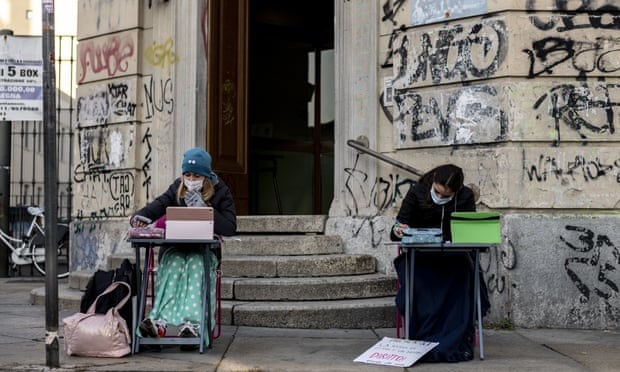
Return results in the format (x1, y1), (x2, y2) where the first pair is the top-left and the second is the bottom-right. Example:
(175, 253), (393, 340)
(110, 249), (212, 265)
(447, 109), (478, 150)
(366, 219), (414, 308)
(0, 36), (43, 121)
(354, 337), (438, 367)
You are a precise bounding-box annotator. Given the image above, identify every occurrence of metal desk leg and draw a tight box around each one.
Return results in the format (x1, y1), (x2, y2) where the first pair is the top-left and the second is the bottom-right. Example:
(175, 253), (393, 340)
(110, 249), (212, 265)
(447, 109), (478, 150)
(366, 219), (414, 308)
(206, 248), (212, 350)
(404, 247), (414, 340)
(474, 251), (484, 360)
(198, 245), (211, 354)
(131, 244), (141, 354)
(135, 245), (149, 354)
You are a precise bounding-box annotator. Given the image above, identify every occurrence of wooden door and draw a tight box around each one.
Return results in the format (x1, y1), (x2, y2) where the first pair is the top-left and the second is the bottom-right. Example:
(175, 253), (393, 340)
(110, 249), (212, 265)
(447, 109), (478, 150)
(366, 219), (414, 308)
(206, 0), (249, 215)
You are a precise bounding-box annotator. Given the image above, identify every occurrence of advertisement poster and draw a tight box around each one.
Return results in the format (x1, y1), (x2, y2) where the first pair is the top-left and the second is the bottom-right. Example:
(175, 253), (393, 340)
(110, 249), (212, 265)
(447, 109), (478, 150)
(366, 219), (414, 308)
(0, 35), (43, 121)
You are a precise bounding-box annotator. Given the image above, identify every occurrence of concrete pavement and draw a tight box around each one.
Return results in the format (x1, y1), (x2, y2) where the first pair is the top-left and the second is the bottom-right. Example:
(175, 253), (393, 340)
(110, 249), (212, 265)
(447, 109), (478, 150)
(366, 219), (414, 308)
(1, 277), (619, 371)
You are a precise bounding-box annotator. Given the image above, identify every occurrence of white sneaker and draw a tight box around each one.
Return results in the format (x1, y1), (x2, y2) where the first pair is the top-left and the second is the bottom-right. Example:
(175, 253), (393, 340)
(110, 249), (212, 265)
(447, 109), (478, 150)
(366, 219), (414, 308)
(178, 321), (198, 338)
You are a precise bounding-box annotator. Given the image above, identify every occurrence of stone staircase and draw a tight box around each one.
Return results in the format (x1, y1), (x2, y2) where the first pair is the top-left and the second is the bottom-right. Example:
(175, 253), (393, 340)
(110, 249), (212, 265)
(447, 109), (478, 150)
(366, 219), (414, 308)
(31, 215), (397, 329)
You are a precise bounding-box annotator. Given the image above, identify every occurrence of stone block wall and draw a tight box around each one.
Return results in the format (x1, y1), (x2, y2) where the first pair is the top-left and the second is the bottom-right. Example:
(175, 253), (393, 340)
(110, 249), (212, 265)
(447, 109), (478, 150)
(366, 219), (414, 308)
(333, 0), (620, 328)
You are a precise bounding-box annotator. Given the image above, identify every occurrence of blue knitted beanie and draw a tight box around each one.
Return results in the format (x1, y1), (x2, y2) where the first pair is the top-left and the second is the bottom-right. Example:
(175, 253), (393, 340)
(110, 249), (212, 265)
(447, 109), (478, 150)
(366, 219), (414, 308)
(181, 147), (216, 181)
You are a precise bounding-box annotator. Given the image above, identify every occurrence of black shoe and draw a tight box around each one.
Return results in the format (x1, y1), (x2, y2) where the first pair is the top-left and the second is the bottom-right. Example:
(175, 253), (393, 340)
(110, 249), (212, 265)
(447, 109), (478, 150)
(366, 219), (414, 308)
(180, 344), (199, 351)
(139, 318), (158, 337)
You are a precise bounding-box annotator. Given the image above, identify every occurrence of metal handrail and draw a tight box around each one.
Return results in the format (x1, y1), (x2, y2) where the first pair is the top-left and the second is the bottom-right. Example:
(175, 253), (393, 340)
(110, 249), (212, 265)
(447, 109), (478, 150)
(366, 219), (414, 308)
(347, 139), (423, 178)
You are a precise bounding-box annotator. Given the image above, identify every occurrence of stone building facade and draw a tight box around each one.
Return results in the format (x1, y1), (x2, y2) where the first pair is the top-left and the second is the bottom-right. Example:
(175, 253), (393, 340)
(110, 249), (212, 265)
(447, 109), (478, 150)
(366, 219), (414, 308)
(71, 0), (619, 329)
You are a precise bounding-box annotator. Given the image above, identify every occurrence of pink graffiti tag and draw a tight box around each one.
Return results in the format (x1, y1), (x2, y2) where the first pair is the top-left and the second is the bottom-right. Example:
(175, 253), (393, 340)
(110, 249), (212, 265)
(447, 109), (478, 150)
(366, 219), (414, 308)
(78, 35), (135, 83)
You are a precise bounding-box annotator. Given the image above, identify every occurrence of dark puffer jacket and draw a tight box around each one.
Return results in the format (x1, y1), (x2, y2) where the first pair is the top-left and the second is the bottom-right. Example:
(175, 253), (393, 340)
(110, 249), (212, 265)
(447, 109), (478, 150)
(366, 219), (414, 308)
(391, 180), (475, 241)
(132, 177), (237, 237)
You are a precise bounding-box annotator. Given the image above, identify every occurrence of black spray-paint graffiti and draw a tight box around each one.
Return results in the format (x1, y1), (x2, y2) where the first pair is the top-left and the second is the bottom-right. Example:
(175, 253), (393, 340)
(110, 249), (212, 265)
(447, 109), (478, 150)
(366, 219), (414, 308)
(533, 81), (619, 146)
(480, 239), (517, 295)
(144, 75), (174, 120)
(379, 0), (408, 67)
(561, 225), (619, 311)
(73, 169), (135, 219)
(526, 0), (620, 32)
(344, 153), (416, 248)
(381, 0), (407, 26)
(524, 34), (620, 78)
(76, 127), (107, 171)
(395, 85), (508, 144)
(382, 31), (401, 68)
(526, 154), (620, 184)
(77, 82), (136, 126)
(108, 82), (137, 117)
(394, 19), (507, 86)
(141, 126), (153, 200)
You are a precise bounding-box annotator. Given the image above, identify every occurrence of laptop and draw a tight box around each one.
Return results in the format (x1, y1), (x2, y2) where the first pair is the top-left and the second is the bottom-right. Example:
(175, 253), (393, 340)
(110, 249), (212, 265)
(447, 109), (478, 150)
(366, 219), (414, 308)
(165, 206), (214, 240)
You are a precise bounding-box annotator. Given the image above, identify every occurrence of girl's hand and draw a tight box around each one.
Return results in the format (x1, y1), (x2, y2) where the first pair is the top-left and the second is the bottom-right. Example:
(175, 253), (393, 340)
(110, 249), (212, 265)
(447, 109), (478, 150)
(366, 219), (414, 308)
(131, 215), (152, 227)
(393, 222), (409, 238)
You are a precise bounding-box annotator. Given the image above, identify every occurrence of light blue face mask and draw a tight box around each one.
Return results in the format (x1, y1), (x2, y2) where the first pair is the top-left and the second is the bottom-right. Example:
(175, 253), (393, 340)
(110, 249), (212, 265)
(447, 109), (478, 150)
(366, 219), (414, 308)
(430, 186), (453, 205)
(184, 179), (203, 191)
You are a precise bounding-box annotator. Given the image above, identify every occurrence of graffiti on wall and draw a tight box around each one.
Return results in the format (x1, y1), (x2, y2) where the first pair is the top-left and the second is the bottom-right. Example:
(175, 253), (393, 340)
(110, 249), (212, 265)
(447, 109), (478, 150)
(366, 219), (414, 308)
(73, 166), (135, 220)
(480, 240), (517, 295)
(526, 153), (620, 184)
(343, 153), (416, 247)
(73, 123), (135, 220)
(395, 84), (508, 147)
(145, 38), (179, 75)
(393, 18), (507, 88)
(140, 126), (153, 201)
(143, 75), (174, 120)
(78, 33), (135, 84)
(71, 221), (123, 271)
(381, 0), (407, 26)
(533, 80), (619, 146)
(77, 81), (137, 126)
(561, 225), (619, 313)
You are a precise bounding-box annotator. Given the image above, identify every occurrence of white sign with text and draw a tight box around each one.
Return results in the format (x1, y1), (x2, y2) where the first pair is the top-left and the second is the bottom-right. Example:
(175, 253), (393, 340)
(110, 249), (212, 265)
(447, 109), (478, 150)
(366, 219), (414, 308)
(0, 35), (43, 121)
(354, 337), (438, 367)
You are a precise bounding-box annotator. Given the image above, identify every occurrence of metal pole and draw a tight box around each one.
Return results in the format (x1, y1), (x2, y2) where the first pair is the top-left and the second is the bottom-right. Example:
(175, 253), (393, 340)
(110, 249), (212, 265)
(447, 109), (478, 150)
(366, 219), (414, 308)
(41, 1), (59, 368)
(0, 119), (9, 278)
(0, 29), (13, 278)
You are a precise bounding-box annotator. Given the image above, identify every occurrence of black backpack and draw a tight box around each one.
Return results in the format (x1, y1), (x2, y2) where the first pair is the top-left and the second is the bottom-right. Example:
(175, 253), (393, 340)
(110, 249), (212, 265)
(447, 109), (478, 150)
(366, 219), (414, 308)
(80, 259), (137, 336)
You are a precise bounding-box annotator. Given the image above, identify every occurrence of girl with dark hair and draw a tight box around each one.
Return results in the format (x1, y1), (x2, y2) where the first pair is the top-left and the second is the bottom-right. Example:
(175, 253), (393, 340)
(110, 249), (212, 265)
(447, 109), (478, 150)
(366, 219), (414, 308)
(391, 164), (490, 362)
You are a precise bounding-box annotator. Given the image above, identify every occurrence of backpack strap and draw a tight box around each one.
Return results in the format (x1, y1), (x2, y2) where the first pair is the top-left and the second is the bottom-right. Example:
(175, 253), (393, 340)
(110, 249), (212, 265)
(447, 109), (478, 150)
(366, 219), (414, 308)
(86, 281), (132, 314)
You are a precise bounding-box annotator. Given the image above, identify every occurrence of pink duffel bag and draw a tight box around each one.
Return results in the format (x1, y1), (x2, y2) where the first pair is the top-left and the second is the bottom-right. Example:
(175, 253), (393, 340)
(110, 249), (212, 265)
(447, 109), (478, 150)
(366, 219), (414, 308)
(62, 281), (132, 357)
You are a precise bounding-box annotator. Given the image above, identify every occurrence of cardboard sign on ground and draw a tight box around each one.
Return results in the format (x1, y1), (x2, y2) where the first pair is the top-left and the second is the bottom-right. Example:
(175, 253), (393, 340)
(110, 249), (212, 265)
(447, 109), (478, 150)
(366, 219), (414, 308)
(354, 337), (438, 367)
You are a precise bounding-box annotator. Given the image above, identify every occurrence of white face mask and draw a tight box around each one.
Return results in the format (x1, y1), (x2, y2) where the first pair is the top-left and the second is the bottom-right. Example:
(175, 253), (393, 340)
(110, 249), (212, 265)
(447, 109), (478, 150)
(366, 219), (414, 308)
(184, 179), (203, 191)
(430, 186), (453, 205)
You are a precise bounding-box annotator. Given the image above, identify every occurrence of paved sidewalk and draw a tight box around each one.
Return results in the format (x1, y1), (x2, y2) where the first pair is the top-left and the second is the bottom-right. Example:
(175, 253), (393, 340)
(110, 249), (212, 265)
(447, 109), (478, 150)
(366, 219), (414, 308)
(1, 277), (619, 371)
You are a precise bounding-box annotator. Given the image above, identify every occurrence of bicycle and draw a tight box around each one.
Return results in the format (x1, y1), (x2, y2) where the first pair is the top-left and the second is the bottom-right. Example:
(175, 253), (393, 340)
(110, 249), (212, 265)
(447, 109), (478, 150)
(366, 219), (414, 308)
(0, 206), (70, 278)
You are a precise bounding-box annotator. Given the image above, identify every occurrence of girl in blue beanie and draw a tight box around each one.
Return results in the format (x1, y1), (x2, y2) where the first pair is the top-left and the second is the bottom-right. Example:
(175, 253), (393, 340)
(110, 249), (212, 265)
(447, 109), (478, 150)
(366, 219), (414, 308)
(130, 147), (237, 349)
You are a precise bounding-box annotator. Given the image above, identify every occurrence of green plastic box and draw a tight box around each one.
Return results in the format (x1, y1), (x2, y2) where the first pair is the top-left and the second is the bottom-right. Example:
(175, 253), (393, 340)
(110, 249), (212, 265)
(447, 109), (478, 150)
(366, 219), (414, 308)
(450, 212), (501, 244)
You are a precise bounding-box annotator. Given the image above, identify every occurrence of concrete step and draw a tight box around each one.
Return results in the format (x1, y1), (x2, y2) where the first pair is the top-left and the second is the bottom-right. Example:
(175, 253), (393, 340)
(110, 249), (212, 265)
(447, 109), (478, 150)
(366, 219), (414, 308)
(30, 282), (82, 311)
(221, 254), (376, 278)
(68, 270), (94, 291)
(221, 273), (397, 301)
(224, 297), (396, 328)
(49, 215), (397, 329)
(236, 215), (326, 234)
(31, 285), (396, 329)
(223, 234), (343, 256)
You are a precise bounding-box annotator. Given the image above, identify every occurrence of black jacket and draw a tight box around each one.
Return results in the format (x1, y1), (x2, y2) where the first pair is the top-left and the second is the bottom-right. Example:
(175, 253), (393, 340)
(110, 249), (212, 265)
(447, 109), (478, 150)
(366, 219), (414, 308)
(132, 177), (237, 236)
(391, 181), (475, 241)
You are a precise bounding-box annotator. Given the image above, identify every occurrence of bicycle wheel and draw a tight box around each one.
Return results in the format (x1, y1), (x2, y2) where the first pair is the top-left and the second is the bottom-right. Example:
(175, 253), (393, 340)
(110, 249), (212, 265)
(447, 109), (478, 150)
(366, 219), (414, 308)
(30, 223), (70, 279)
